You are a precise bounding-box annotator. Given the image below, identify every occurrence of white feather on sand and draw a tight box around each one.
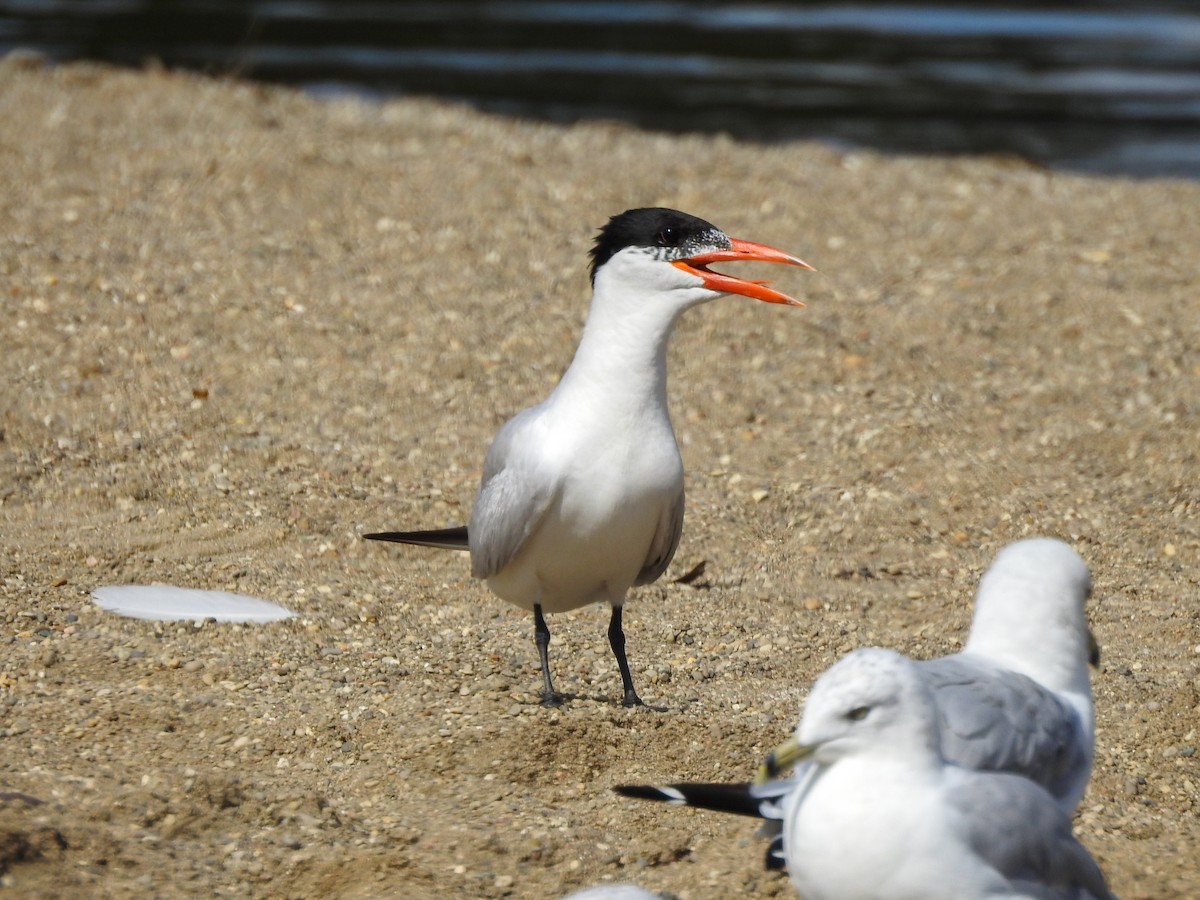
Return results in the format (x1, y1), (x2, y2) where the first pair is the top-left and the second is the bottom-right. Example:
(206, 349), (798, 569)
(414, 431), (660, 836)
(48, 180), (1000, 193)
(92, 585), (295, 623)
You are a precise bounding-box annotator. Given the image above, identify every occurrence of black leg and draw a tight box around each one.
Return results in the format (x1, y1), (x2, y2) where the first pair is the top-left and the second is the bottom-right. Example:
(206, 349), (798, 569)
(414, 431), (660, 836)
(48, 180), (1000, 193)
(533, 604), (564, 707)
(608, 605), (643, 707)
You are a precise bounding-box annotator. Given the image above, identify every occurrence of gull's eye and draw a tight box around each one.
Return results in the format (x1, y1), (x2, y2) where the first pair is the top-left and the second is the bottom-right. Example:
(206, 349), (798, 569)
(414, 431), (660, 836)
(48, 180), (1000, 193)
(656, 226), (677, 246)
(846, 706), (870, 721)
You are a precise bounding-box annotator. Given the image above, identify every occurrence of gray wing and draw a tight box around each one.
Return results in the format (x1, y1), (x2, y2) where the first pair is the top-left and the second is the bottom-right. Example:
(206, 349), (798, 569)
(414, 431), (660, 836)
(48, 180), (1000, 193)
(633, 485), (684, 586)
(949, 772), (1116, 899)
(467, 407), (559, 580)
(748, 776), (795, 868)
(922, 656), (1091, 807)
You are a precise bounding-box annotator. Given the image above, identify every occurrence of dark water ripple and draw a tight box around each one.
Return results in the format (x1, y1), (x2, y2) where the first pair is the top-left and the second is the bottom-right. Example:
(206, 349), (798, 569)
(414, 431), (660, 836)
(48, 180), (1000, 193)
(3, 1), (1200, 177)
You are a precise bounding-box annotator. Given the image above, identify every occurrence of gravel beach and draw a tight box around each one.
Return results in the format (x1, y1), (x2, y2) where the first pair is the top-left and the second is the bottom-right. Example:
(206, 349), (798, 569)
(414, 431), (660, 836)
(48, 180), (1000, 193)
(1, 60), (1198, 898)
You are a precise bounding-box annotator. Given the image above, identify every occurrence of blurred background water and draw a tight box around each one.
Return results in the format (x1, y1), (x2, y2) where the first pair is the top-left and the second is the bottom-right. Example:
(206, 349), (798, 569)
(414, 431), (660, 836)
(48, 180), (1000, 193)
(3, 1), (1200, 178)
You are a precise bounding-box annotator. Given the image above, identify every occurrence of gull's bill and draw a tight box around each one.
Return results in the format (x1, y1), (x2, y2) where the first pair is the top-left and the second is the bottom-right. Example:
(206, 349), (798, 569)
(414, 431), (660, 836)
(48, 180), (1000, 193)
(759, 735), (814, 783)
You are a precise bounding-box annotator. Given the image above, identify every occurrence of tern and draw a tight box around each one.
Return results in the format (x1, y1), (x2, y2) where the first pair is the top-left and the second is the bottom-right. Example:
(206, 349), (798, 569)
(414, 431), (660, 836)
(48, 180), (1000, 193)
(367, 207), (811, 707)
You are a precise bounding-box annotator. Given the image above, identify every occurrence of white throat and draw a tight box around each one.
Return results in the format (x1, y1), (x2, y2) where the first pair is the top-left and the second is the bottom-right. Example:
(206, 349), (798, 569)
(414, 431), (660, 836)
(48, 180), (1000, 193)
(555, 251), (716, 413)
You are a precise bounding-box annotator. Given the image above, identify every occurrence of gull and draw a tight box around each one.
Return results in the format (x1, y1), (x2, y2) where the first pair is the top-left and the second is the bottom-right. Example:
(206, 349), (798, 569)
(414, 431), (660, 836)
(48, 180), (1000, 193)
(638, 648), (1116, 899)
(367, 208), (811, 706)
(766, 537), (1098, 808)
(617, 537), (1098, 863)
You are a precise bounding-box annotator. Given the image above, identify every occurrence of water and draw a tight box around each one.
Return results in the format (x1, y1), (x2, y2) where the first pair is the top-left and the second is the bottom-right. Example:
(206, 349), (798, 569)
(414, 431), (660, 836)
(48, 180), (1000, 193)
(3, 1), (1200, 178)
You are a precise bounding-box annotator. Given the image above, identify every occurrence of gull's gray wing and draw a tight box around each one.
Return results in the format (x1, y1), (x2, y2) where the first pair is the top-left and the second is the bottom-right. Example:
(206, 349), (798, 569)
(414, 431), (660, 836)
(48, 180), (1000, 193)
(949, 771), (1116, 900)
(633, 486), (684, 586)
(467, 407), (559, 580)
(922, 655), (1091, 807)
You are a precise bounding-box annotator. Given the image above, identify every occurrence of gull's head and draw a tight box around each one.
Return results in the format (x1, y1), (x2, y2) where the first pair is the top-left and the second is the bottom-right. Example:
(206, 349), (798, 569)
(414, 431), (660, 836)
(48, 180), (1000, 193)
(758, 648), (939, 780)
(964, 538), (1096, 690)
(588, 207), (812, 311)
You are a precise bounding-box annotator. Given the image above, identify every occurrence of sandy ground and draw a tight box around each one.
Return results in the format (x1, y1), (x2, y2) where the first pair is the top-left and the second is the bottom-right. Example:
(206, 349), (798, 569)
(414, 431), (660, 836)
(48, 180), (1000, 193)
(1, 58), (1198, 899)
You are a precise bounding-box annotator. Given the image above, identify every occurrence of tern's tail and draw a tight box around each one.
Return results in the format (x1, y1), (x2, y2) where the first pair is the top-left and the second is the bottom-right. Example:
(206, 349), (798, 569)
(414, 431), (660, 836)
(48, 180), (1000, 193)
(364, 526), (469, 551)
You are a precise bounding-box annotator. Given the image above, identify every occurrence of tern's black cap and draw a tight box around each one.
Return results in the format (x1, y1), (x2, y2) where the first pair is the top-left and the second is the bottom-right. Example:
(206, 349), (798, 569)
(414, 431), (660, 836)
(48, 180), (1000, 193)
(588, 208), (727, 284)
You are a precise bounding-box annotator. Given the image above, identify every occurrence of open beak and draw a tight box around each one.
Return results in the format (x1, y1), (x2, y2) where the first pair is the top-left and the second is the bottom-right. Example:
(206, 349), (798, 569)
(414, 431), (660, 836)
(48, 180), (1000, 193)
(673, 238), (814, 306)
(756, 734), (815, 783)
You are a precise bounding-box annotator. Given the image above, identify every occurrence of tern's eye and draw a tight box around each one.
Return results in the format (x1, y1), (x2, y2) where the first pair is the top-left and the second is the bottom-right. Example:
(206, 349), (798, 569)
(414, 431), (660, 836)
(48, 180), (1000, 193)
(656, 226), (677, 246)
(846, 706), (870, 722)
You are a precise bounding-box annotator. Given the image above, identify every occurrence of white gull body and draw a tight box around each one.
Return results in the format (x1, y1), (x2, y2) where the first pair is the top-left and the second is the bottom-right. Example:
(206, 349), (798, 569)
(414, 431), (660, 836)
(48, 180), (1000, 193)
(779, 648), (1114, 900)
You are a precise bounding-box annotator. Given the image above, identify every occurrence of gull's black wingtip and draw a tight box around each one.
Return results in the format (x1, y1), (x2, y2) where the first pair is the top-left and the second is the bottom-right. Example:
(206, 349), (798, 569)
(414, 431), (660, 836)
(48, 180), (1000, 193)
(764, 835), (787, 871)
(613, 784), (677, 802)
(614, 782), (770, 818)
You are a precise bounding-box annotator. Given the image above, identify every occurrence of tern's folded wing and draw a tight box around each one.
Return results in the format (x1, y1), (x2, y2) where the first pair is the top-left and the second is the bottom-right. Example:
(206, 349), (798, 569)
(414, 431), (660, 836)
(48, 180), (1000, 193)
(468, 408), (558, 580)
(635, 486), (684, 587)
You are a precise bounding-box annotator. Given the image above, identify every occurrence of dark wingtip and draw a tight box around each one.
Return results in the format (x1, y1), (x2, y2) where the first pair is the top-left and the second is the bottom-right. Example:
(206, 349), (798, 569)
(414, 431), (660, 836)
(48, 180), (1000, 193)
(364, 531), (422, 543)
(613, 784), (671, 801)
(764, 835), (787, 871)
(362, 526), (470, 550)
